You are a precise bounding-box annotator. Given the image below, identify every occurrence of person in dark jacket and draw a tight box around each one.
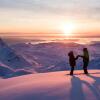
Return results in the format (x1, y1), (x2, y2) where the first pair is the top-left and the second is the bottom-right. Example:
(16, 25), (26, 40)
(78, 48), (89, 74)
(68, 51), (78, 75)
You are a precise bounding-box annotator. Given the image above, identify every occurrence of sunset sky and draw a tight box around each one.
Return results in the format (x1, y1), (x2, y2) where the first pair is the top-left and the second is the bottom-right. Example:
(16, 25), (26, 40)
(0, 0), (100, 39)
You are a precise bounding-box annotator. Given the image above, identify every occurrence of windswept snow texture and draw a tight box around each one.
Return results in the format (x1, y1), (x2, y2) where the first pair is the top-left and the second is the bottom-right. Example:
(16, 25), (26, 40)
(0, 70), (100, 100)
(0, 39), (36, 78)
(0, 38), (29, 69)
(0, 39), (35, 71)
(0, 66), (32, 78)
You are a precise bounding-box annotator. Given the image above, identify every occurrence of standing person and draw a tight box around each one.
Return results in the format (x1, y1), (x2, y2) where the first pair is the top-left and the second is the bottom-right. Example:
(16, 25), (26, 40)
(68, 51), (78, 75)
(78, 48), (89, 74)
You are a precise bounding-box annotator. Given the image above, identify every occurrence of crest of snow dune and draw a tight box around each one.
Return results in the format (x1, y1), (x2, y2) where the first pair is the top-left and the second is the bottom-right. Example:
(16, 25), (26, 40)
(0, 70), (100, 100)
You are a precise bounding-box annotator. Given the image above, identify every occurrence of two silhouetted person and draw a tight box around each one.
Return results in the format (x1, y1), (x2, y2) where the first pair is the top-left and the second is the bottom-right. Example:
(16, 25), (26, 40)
(68, 48), (89, 75)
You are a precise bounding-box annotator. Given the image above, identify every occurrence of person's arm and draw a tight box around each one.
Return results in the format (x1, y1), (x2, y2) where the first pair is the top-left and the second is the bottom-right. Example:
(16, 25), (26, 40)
(78, 55), (84, 58)
(75, 55), (83, 60)
(75, 55), (79, 60)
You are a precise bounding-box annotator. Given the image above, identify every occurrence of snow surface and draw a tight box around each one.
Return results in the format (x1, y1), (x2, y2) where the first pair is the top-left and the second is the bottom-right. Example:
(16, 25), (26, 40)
(0, 38), (34, 71)
(0, 70), (100, 100)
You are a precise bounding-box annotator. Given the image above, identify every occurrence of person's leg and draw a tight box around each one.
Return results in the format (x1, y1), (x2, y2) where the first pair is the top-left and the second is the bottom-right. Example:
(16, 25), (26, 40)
(70, 66), (74, 75)
(83, 63), (88, 74)
(83, 67), (88, 74)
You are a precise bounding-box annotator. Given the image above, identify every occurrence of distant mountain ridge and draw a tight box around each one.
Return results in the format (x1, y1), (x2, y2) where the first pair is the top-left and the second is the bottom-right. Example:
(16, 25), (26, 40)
(0, 38), (100, 78)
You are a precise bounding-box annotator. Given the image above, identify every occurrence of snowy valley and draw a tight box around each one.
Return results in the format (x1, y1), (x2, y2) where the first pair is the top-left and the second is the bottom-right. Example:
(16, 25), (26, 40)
(0, 38), (100, 78)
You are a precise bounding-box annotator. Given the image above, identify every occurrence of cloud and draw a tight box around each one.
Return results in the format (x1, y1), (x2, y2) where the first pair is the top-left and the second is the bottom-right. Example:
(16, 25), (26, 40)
(0, 0), (100, 16)
(2, 36), (46, 45)
(52, 39), (79, 43)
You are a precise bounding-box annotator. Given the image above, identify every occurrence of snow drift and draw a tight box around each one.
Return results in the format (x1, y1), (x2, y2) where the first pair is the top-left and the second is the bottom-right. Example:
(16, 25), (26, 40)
(0, 70), (100, 100)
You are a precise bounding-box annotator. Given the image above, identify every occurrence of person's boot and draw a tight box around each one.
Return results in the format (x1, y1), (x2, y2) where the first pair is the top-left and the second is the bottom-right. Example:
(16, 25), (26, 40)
(84, 69), (88, 74)
(70, 71), (73, 76)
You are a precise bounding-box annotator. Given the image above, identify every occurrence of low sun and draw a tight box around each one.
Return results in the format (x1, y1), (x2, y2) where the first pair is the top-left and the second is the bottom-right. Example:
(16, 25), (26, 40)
(60, 22), (76, 37)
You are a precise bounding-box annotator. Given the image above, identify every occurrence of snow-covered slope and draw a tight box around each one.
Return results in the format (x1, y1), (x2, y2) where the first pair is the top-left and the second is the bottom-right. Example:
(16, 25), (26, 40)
(0, 39), (35, 71)
(0, 70), (100, 100)
(0, 65), (33, 78)
(0, 38), (37, 77)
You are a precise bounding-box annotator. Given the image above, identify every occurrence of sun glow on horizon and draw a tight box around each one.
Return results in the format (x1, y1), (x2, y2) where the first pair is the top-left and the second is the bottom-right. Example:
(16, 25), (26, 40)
(60, 22), (77, 37)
